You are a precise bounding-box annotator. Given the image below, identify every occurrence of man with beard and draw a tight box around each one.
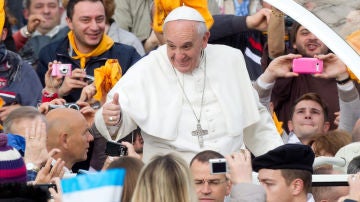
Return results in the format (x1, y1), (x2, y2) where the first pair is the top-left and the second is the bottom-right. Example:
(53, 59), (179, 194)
(260, 21), (342, 133)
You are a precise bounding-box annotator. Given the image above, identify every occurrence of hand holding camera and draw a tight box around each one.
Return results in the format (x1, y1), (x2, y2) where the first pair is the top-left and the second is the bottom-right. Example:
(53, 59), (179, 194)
(105, 141), (128, 157)
(58, 68), (88, 97)
(225, 149), (253, 184)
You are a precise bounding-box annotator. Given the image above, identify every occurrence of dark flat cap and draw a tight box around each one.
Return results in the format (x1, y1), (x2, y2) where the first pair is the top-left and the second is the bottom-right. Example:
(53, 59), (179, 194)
(252, 144), (315, 173)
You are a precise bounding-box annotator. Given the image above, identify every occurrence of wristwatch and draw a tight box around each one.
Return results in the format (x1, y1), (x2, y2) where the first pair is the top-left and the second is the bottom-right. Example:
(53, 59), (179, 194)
(22, 26), (33, 38)
(26, 162), (40, 172)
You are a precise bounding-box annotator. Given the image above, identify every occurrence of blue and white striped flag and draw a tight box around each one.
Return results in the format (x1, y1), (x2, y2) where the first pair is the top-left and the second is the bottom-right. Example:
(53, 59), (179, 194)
(61, 169), (126, 202)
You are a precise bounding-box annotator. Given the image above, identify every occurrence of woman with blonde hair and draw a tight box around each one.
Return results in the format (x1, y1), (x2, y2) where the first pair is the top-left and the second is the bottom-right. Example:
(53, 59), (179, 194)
(131, 153), (197, 202)
(107, 156), (144, 202)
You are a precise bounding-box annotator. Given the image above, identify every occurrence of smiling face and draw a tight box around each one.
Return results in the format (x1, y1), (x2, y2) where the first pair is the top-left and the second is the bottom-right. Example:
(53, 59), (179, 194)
(288, 100), (330, 144)
(66, 0), (106, 53)
(293, 26), (329, 57)
(163, 20), (209, 74)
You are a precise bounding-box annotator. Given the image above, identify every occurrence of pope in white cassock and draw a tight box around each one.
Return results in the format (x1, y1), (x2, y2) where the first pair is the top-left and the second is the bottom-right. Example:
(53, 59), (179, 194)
(95, 5), (284, 163)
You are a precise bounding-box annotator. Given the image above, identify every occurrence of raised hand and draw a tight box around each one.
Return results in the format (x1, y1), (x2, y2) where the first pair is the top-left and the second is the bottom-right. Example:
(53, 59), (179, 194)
(313, 53), (349, 80)
(45, 61), (63, 92)
(121, 141), (141, 160)
(78, 83), (96, 102)
(246, 8), (271, 32)
(34, 150), (65, 184)
(261, 53), (301, 83)
(24, 119), (49, 168)
(225, 149), (253, 184)
(26, 14), (46, 34)
(102, 93), (121, 126)
(77, 101), (96, 126)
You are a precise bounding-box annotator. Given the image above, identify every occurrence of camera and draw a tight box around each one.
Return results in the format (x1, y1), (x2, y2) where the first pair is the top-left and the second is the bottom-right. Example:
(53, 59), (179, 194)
(105, 141), (128, 156)
(51, 64), (72, 77)
(48, 103), (80, 111)
(64, 103), (80, 110)
(34, 183), (57, 192)
(33, 183), (57, 199)
(292, 58), (323, 74)
(209, 158), (227, 174)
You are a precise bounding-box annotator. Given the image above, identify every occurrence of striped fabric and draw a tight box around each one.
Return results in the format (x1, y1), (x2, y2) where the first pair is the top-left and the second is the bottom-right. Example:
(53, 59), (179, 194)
(61, 169), (126, 202)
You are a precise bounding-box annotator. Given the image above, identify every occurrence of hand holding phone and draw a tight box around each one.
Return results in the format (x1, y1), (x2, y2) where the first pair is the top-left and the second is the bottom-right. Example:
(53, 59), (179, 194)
(292, 58), (323, 74)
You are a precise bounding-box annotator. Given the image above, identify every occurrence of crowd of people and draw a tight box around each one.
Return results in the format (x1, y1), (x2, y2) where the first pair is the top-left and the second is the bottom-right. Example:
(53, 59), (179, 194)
(1, 0), (360, 201)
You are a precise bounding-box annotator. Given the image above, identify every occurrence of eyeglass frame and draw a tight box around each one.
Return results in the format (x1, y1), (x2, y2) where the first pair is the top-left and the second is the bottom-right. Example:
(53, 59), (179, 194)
(194, 178), (228, 187)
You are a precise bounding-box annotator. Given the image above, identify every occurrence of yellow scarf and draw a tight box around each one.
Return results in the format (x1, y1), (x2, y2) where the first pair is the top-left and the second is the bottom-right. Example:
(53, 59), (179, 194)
(272, 112), (284, 136)
(68, 31), (114, 68)
(153, 0), (214, 33)
(93, 59), (122, 102)
(346, 30), (360, 83)
(0, 0), (5, 35)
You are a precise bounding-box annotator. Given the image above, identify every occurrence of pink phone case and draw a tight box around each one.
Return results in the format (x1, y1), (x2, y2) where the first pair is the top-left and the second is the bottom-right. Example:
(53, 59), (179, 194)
(292, 58), (323, 74)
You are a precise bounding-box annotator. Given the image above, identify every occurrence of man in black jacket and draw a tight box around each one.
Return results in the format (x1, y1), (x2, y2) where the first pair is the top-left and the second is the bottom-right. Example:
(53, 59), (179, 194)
(37, 0), (140, 103)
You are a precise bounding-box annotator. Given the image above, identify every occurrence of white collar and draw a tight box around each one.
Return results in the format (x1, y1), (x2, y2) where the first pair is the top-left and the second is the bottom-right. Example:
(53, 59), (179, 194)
(33, 25), (60, 38)
(287, 131), (303, 144)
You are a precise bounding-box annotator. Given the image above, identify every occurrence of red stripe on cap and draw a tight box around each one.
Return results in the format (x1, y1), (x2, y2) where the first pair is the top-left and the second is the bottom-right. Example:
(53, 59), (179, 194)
(0, 166), (26, 178)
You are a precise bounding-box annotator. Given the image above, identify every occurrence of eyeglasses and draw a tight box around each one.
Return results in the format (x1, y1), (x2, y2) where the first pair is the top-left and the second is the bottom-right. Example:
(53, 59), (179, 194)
(194, 178), (228, 187)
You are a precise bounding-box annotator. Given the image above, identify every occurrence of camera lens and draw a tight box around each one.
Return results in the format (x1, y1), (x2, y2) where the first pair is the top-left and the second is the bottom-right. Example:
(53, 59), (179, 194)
(66, 103), (80, 110)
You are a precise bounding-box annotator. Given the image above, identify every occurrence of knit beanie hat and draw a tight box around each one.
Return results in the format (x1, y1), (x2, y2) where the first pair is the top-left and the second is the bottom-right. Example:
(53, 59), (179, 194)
(0, 133), (27, 183)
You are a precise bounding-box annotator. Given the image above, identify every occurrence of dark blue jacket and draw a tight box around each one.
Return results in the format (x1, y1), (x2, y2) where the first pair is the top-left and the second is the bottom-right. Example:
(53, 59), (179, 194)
(37, 36), (141, 102)
(0, 49), (42, 106)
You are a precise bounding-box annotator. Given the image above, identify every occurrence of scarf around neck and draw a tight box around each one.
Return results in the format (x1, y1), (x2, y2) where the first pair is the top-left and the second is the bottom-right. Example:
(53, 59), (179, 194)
(67, 31), (114, 68)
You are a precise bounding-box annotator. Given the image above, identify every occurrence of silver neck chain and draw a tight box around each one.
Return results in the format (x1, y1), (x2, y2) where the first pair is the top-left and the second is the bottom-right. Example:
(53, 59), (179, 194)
(172, 51), (206, 124)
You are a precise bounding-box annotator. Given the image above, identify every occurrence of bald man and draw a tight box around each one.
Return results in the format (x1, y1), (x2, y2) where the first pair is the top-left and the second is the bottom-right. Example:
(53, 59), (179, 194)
(46, 108), (93, 173)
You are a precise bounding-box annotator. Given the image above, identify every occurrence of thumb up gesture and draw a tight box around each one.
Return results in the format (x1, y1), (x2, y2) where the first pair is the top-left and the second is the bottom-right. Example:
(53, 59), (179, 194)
(103, 93), (122, 126)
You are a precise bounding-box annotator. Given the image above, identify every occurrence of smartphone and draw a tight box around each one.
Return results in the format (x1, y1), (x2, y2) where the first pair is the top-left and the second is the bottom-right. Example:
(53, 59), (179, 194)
(105, 141), (128, 156)
(292, 58), (323, 74)
(51, 64), (72, 77)
(209, 158), (227, 174)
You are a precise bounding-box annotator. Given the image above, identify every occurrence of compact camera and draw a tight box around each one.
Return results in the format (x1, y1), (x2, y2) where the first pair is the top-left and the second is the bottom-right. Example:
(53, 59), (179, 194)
(209, 158), (227, 174)
(105, 141), (128, 156)
(292, 58), (323, 74)
(51, 64), (72, 77)
(48, 103), (80, 111)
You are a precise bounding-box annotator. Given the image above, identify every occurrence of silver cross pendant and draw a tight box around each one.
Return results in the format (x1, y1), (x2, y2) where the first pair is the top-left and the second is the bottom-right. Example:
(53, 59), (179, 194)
(192, 123), (208, 148)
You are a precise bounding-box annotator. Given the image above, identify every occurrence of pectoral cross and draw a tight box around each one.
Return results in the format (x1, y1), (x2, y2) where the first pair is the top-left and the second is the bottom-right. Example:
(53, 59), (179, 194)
(192, 123), (208, 148)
